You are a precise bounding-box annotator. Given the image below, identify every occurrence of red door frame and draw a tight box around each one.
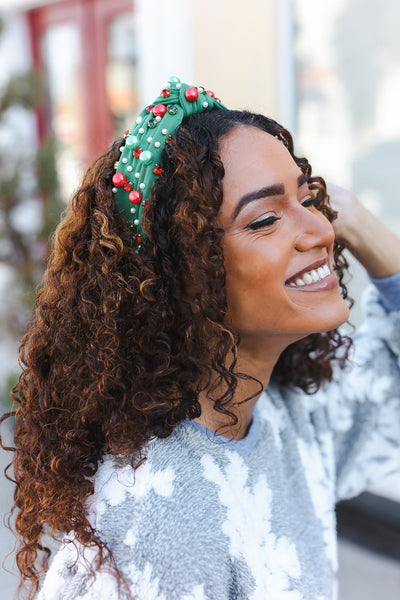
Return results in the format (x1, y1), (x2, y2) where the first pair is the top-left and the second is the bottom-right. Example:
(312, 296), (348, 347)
(28, 0), (134, 166)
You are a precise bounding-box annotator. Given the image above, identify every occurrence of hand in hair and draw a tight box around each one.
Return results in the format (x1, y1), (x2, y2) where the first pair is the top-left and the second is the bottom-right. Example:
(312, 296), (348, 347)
(327, 181), (400, 278)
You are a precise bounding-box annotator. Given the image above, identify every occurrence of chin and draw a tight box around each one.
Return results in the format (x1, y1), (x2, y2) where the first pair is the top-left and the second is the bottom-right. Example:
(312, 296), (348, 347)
(311, 299), (350, 334)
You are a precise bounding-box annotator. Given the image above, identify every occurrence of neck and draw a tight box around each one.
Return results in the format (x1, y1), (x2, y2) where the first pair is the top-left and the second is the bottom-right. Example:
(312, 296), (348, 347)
(195, 338), (286, 440)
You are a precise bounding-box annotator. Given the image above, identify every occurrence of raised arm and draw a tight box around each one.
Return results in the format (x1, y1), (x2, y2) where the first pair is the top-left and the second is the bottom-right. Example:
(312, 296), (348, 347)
(312, 184), (400, 502)
(327, 182), (400, 278)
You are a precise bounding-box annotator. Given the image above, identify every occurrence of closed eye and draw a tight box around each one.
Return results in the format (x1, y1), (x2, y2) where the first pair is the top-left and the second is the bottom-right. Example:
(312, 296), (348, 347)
(246, 216), (281, 230)
(301, 195), (319, 208)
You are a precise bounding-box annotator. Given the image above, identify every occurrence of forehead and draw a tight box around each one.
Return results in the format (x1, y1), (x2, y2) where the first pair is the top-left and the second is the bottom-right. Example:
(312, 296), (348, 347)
(218, 125), (300, 197)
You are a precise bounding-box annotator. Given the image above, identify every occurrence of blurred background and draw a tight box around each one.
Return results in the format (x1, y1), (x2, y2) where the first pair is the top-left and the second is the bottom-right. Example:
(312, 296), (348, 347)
(0, 0), (399, 597)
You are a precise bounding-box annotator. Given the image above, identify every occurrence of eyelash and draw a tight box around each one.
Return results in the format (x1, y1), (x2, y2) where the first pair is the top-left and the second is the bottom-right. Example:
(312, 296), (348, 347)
(247, 216), (281, 230)
(301, 195), (319, 207)
(246, 196), (320, 230)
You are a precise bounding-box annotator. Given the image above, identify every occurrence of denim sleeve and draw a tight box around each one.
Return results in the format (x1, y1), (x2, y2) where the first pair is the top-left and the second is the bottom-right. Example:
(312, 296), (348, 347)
(369, 270), (400, 312)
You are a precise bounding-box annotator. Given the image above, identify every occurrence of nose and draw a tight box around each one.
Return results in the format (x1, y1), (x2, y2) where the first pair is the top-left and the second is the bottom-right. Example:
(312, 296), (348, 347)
(294, 207), (335, 252)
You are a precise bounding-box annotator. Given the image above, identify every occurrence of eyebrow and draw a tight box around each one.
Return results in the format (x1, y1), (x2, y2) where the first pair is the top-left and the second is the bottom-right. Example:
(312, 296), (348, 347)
(232, 173), (309, 221)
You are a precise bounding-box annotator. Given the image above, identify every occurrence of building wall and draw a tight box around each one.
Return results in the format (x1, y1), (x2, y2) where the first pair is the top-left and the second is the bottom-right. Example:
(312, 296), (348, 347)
(1, 0), (61, 10)
(193, 0), (279, 117)
(136, 0), (281, 118)
(134, 0), (194, 106)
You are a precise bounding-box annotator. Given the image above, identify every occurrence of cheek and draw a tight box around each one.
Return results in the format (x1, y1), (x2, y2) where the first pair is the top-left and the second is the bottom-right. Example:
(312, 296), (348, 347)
(223, 240), (288, 325)
(224, 238), (286, 291)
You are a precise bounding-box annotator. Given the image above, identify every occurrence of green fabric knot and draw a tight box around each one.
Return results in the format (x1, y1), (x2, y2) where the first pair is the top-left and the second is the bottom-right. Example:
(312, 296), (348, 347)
(112, 77), (229, 249)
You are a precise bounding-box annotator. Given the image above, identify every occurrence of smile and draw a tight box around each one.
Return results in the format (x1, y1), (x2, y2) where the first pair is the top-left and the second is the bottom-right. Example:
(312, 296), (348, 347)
(285, 262), (334, 289)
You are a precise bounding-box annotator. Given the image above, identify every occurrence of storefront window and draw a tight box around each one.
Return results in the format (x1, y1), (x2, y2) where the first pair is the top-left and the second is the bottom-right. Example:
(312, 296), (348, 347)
(294, 0), (400, 235)
(106, 11), (138, 137)
(294, 0), (400, 503)
(42, 23), (85, 200)
(29, 0), (136, 201)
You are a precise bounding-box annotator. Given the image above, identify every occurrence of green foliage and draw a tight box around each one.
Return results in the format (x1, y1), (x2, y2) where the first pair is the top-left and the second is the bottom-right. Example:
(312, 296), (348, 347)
(0, 20), (62, 399)
(36, 134), (64, 240)
(2, 371), (19, 408)
(0, 69), (40, 114)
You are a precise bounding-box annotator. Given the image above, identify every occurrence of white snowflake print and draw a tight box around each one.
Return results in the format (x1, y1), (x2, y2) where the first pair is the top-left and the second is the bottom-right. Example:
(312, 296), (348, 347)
(201, 453), (302, 600)
(182, 584), (207, 600)
(296, 435), (337, 571)
(87, 456), (176, 525)
(126, 561), (167, 600)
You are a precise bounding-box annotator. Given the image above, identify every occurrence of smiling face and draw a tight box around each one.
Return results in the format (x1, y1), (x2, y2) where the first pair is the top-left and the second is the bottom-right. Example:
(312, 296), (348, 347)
(218, 125), (349, 354)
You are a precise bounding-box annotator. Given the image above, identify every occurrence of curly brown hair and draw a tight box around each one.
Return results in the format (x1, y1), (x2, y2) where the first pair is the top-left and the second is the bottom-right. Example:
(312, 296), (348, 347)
(1, 109), (352, 599)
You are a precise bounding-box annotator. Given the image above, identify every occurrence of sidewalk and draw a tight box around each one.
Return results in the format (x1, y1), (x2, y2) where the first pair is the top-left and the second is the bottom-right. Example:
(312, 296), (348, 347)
(338, 538), (400, 599)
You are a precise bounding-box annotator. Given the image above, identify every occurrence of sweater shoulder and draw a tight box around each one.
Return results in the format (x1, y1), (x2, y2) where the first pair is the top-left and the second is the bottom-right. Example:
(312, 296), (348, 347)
(89, 427), (231, 545)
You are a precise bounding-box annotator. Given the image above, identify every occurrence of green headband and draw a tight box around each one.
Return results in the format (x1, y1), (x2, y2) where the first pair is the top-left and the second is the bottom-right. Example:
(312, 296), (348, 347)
(112, 76), (228, 250)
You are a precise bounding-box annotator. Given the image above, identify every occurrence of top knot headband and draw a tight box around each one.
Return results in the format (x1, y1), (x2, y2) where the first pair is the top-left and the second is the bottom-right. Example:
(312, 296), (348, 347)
(112, 75), (228, 250)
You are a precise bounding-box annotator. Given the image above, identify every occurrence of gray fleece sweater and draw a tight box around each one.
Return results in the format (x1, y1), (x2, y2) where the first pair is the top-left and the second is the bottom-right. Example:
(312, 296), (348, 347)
(37, 284), (400, 600)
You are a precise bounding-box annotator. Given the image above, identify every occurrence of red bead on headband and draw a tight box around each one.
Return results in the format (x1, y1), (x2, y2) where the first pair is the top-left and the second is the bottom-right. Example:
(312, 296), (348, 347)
(112, 76), (228, 251)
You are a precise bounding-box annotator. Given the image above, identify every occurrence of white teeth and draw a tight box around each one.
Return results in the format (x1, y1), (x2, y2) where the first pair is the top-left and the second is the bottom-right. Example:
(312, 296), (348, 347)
(287, 263), (331, 288)
(303, 272), (313, 284)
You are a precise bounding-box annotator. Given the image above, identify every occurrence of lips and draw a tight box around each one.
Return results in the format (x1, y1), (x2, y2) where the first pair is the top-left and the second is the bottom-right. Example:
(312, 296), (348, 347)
(285, 259), (331, 288)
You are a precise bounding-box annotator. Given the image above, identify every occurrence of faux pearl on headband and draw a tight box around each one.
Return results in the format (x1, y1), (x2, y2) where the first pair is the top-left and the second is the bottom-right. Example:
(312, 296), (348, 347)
(112, 76), (228, 251)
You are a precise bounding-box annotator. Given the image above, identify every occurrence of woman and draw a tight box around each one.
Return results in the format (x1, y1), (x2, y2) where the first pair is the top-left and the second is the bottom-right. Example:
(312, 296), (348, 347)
(3, 77), (400, 600)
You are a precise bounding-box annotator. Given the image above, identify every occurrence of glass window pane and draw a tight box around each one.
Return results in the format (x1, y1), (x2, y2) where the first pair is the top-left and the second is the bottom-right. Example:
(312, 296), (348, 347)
(294, 0), (400, 504)
(42, 23), (85, 201)
(106, 11), (139, 136)
(294, 0), (400, 325)
(294, 0), (400, 236)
